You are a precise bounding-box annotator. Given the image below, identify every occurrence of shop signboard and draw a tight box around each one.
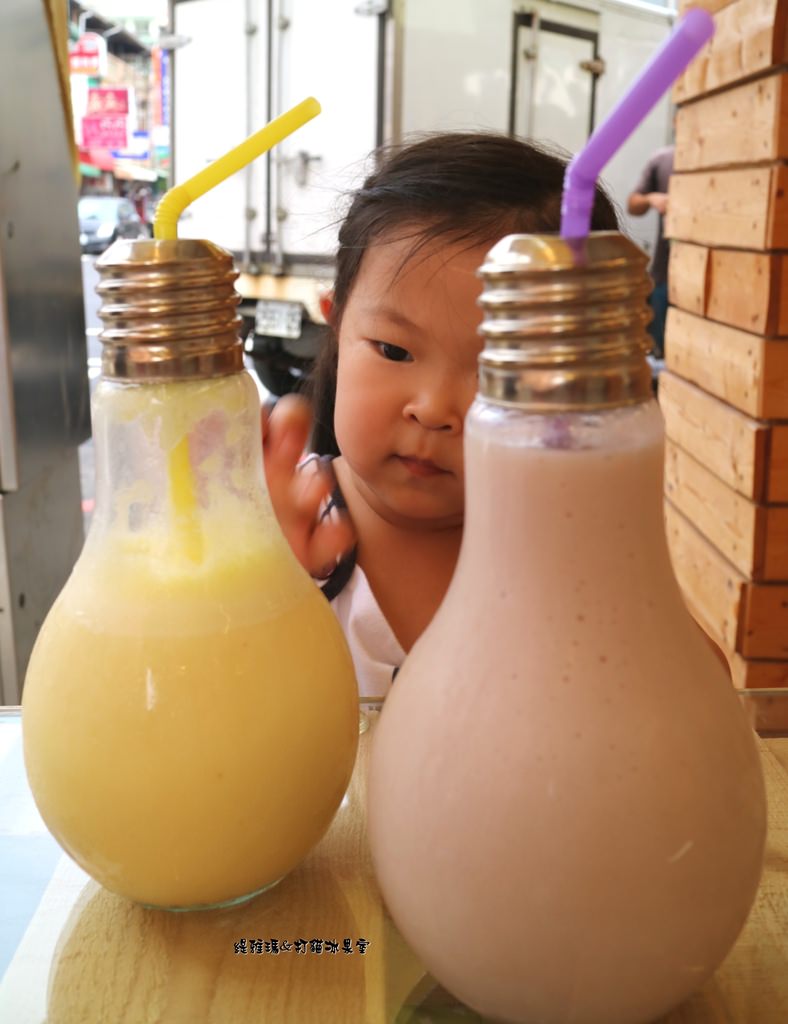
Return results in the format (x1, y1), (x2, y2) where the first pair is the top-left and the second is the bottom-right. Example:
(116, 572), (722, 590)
(150, 46), (162, 127)
(86, 87), (130, 116)
(161, 48), (171, 126)
(111, 130), (150, 161)
(69, 32), (107, 77)
(83, 87), (130, 150)
(82, 115), (128, 149)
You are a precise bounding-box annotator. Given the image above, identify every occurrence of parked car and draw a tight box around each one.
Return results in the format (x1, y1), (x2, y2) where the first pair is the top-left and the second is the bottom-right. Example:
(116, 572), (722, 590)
(78, 195), (147, 254)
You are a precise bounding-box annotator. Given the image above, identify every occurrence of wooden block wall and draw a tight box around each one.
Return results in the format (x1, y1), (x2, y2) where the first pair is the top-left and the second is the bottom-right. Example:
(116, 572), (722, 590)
(668, 244), (788, 337)
(665, 0), (788, 695)
(675, 0), (788, 103)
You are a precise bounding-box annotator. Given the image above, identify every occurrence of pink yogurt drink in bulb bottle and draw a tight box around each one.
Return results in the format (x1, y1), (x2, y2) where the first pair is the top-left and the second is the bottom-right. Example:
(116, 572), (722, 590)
(367, 12), (767, 1024)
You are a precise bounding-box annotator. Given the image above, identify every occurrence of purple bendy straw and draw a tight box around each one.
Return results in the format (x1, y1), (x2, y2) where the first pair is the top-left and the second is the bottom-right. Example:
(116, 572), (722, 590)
(560, 8), (715, 240)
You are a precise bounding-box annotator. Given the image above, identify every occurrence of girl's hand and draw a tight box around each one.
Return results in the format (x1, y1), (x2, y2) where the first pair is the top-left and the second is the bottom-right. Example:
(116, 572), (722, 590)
(262, 394), (356, 577)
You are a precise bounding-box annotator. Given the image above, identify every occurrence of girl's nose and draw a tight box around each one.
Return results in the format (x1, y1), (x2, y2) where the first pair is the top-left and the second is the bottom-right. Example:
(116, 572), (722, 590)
(403, 390), (463, 433)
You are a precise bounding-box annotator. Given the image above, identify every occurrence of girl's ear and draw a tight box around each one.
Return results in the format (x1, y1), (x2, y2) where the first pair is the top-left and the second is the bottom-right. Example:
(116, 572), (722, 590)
(319, 289), (334, 325)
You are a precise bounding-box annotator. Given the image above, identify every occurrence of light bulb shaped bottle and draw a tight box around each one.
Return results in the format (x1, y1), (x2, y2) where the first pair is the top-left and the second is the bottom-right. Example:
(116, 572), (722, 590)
(22, 239), (359, 910)
(367, 233), (766, 1023)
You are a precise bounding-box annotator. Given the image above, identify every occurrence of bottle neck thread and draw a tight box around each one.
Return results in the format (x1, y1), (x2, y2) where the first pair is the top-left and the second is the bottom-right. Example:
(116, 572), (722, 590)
(477, 232), (653, 411)
(95, 239), (244, 382)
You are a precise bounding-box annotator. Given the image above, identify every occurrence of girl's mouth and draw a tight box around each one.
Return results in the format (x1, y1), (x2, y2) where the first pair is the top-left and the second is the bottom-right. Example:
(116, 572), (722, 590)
(397, 455), (448, 477)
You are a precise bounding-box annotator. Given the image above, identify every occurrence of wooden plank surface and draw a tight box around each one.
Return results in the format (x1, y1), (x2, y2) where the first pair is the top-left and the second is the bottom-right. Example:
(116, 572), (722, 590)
(764, 507), (788, 578)
(770, 428), (788, 501)
(664, 439), (762, 578)
(779, 257), (788, 335)
(667, 165), (788, 250)
(665, 500), (745, 651)
(674, 0), (788, 104)
(675, 72), (788, 170)
(668, 243), (709, 316)
(730, 653), (788, 688)
(741, 584), (788, 657)
(666, 501), (788, 656)
(707, 249), (788, 336)
(668, 243), (788, 337)
(664, 307), (788, 419)
(658, 371), (768, 500)
(663, 499), (788, 659)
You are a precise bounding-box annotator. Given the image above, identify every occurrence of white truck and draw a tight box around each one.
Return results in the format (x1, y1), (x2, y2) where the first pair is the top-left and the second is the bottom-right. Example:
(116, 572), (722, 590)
(172, 0), (674, 393)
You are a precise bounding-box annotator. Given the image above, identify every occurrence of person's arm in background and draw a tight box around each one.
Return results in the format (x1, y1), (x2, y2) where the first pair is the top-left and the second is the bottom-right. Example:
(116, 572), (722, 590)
(627, 190), (668, 217)
(627, 152), (668, 217)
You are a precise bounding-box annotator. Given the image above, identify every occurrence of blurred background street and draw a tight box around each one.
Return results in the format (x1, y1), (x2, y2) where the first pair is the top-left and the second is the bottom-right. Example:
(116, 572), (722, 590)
(0, 0), (677, 707)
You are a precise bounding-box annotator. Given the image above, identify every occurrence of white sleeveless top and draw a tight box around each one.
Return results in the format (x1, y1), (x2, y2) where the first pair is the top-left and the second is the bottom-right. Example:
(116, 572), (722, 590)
(327, 562), (404, 699)
(300, 452), (405, 698)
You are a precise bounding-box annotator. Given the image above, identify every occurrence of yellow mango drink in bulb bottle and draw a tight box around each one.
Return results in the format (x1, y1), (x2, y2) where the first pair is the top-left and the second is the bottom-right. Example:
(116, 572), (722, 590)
(22, 100), (359, 911)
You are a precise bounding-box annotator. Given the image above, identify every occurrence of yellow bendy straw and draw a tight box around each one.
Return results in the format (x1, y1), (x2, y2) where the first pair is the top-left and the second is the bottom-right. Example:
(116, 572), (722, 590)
(168, 437), (204, 563)
(154, 97), (320, 559)
(153, 96), (321, 240)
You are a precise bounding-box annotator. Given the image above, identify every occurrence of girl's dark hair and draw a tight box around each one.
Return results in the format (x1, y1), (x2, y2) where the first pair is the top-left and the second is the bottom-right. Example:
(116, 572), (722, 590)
(308, 131), (620, 455)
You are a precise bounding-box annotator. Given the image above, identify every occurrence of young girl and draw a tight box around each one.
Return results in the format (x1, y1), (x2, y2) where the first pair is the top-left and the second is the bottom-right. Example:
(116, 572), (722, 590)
(263, 132), (619, 697)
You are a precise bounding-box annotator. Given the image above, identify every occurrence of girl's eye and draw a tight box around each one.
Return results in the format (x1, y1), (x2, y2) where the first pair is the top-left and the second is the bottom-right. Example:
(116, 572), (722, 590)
(375, 342), (413, 363)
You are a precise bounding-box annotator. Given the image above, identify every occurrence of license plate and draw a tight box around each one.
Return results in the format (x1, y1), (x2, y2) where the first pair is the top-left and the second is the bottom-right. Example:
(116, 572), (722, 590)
(254, 299), (303, 340)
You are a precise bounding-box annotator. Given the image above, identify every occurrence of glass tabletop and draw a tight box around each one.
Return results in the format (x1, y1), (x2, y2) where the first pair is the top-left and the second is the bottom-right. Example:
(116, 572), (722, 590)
(1, 696), (787, 1023)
